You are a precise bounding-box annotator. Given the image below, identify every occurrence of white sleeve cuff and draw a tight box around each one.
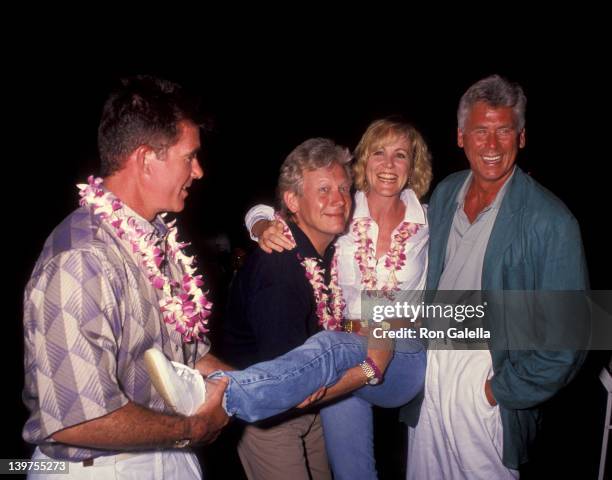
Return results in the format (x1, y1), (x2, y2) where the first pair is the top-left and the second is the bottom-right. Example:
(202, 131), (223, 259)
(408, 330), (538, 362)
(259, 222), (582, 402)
(245, 204), (275, 241)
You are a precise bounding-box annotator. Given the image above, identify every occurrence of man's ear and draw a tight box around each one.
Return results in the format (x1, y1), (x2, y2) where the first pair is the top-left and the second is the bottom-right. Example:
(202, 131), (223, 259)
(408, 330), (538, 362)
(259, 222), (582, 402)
(283, 190), (299, 215)
(457, 127), (464, 148)
(519, 128), (526, 149)
(132, 145), (157, 176)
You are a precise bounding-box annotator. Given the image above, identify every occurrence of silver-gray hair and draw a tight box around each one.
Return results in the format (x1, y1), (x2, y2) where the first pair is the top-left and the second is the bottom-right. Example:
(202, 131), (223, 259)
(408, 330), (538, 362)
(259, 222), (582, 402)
(277, 138), (352, 220)
(457, 74), (527, 131)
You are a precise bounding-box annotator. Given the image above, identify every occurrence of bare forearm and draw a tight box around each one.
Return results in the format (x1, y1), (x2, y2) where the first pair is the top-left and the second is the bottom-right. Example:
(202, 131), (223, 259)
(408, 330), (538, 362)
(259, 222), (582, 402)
(366, 345), (393, 374)
(196, 353), (233, 376)
(320, 366), (368, 402)
(52, 401), (188, 451)
(318, 347), (392, 403)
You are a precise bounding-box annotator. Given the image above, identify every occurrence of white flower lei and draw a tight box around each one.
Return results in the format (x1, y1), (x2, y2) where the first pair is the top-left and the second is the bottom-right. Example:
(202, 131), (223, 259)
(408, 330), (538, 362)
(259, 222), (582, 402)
(352, 217), (419, 295)
(78, 176), (212, 342)
(277, 216), (344, 331)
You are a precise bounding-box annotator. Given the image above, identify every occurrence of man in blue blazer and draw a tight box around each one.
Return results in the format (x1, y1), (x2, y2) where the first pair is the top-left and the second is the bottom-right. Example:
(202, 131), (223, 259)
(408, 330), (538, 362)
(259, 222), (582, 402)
(405, 75), (588, 479)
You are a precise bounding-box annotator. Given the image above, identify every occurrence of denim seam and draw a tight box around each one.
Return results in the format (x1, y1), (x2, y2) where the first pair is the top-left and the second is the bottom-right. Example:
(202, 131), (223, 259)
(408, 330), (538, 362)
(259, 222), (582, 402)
(235, 341), (364, 385)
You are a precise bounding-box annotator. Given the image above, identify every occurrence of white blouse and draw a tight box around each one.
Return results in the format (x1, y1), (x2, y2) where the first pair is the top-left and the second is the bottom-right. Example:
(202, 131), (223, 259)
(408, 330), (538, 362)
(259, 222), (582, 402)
(245, 189), (429, 320)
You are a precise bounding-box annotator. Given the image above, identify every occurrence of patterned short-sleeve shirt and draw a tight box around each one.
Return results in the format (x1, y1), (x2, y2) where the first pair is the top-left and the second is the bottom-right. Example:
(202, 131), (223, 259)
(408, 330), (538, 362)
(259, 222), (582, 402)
(22, 203), (210, 461)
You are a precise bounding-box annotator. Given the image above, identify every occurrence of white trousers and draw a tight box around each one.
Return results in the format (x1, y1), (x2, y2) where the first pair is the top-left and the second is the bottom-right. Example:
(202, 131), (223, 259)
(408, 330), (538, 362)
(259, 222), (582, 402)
(407, 349), (519, 480)
(29, 446), (202, 480)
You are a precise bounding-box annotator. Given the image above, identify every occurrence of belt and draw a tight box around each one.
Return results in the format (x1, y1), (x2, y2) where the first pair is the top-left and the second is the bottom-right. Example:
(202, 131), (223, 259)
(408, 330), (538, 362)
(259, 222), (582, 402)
(343, 319), (369, 334)
(343, 319), (395, 334)
(82, 452), (143, 467)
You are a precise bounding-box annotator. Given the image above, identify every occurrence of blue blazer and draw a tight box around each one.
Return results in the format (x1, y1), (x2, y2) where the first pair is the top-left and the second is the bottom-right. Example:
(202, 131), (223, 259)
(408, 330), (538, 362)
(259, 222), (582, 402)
(407, 167), (589, 469)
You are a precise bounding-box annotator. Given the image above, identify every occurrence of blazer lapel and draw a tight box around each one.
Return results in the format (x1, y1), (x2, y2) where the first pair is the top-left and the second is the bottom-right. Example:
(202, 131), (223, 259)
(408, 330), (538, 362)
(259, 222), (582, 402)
(482, 168), (526, 289)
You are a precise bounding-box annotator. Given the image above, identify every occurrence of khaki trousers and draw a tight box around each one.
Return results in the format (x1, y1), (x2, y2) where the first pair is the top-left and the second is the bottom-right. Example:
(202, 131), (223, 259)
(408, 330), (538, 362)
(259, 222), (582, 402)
(238, 412), (331, 480)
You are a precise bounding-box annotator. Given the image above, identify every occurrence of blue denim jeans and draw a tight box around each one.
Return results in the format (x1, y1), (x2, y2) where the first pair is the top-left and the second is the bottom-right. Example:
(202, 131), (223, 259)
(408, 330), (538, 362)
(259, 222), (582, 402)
(215, 331), (365, 421)
(320, 342), (426, 480)
(214, 330), (425, 480)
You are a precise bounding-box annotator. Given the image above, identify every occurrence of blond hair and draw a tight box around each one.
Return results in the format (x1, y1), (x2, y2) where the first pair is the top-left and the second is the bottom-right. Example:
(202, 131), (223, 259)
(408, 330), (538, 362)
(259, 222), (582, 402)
(353, 119), (432, 199)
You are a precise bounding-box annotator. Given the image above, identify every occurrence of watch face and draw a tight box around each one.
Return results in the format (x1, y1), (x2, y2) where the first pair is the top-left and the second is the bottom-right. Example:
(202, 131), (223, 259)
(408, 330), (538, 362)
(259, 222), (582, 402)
(368, 377), (380, 385)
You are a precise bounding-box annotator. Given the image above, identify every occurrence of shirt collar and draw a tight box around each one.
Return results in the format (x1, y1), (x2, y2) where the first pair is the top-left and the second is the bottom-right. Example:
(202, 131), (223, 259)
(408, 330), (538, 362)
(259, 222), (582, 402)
(288, 221), (335, 267)
(353, 189), (426, 224)
(456, 167), (516, 214)
(100, 186), (167, 238)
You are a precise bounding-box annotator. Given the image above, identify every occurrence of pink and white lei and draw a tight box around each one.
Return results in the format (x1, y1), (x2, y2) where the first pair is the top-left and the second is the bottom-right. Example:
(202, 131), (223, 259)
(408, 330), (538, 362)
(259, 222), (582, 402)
(277, 216), (344, 331)
(352, 218), (419, 295)
(78, 176), (212, 342)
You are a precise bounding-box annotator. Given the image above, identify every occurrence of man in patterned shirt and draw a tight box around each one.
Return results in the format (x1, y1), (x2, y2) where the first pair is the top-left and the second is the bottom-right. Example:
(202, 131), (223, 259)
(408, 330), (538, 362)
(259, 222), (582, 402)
(22, 75), (232, 479)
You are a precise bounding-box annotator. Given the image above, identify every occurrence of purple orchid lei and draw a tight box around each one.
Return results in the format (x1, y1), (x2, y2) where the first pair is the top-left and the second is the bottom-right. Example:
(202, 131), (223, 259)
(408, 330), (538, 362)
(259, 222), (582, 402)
(277, 216), (345, 331)
(78, 176), (212, 342)
(352, 218), (419, 295)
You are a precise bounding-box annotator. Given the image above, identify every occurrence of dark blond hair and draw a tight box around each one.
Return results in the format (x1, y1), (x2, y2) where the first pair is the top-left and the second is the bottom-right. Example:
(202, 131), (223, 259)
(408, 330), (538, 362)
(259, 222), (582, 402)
(353, 119), (432, 199)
